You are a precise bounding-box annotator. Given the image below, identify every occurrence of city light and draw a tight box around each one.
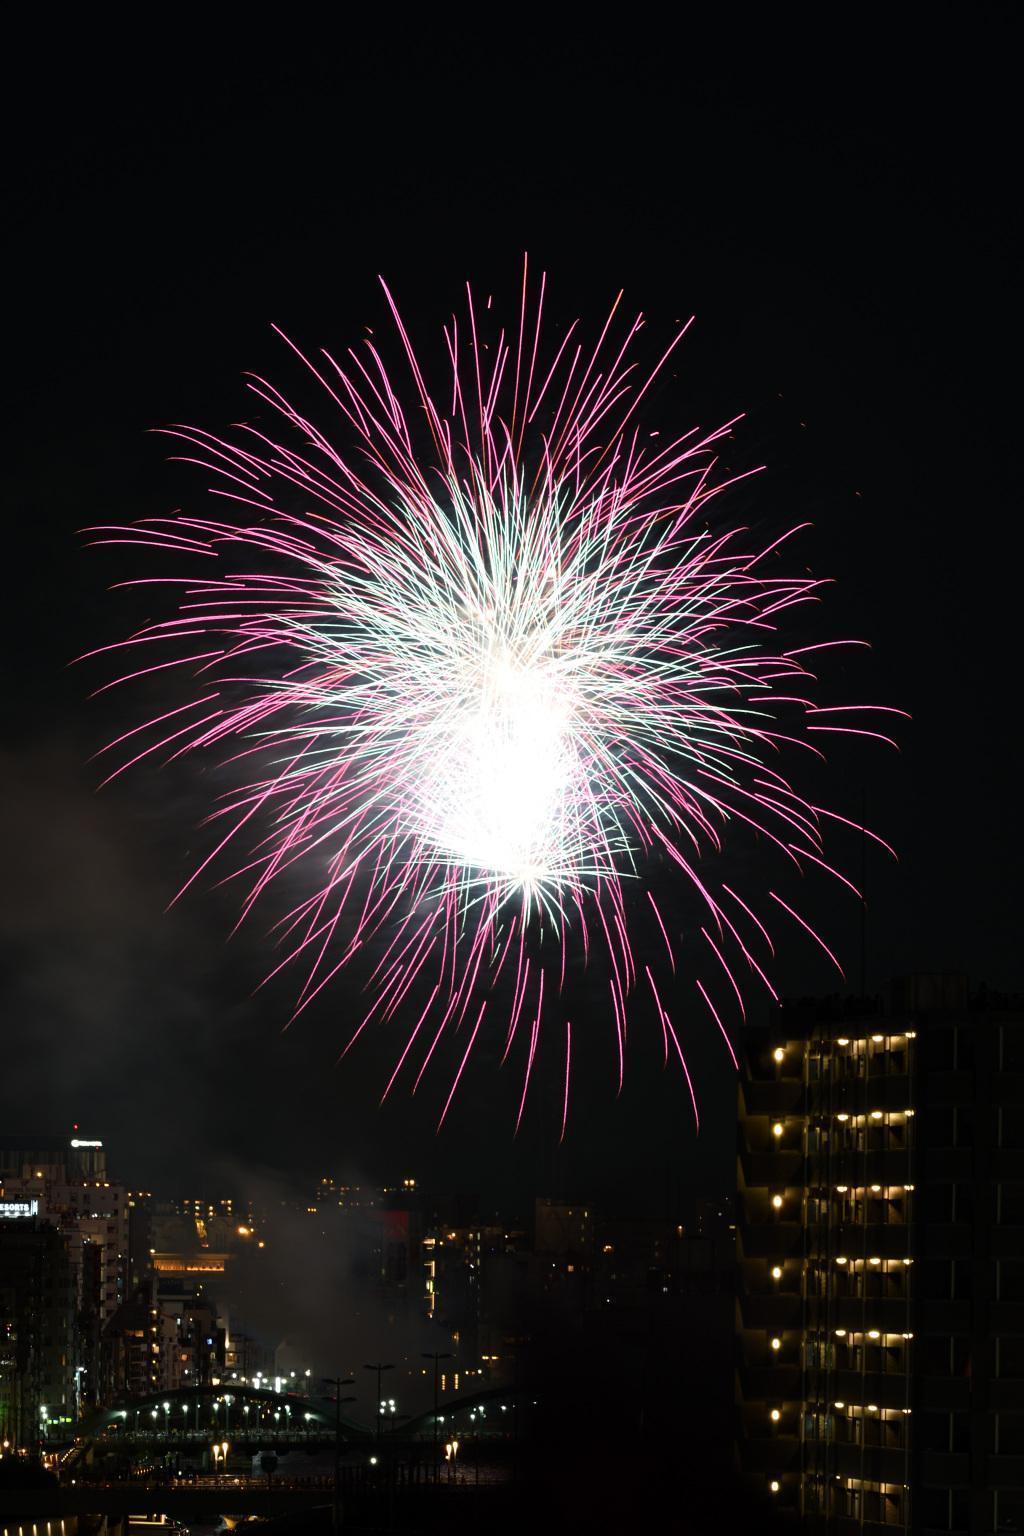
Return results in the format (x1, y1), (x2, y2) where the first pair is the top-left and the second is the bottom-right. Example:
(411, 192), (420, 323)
(771, 1265), (782, 1280)
(770, 1409), (781, 1422)
(772, 1194), (783, 1210)
(770, 1481), (780, 1493)
(770, 1337), (781, 1351)
(772, 1122), (784, 1138)
(773, 1047), (785, 1063)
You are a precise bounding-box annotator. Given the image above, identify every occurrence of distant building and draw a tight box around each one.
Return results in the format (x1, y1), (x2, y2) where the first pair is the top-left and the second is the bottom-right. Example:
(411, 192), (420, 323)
(0, 1218), (76, 1446)
(0, 1134), (131, 1419)
(0, 1134), (108, 1183)
(736, 977), (1024, 1536)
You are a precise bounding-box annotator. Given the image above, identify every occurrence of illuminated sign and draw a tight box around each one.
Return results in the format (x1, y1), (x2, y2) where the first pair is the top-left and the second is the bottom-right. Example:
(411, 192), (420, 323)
(0, 1200), (39, 1217)
(70, 1139), (103, 1148)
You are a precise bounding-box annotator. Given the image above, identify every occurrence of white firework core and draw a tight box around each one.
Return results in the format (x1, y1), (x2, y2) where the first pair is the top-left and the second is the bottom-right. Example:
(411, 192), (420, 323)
(424, 640), (579, 890)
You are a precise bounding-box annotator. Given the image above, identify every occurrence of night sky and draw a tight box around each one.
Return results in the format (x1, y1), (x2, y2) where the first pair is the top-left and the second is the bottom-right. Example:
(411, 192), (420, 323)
(3, 19), (1020, 1203)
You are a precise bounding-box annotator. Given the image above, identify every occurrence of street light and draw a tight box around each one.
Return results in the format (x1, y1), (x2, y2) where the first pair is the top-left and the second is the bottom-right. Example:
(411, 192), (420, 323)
(422, 1351), (453, 1483)
(363, 1364), (394, 1443)
(323, 1376), (356, 1535)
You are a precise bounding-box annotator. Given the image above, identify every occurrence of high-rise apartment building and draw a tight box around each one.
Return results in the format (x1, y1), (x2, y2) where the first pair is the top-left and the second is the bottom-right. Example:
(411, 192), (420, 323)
(0, 1219), (76, 1446)
(736, 977), (1024, 1536)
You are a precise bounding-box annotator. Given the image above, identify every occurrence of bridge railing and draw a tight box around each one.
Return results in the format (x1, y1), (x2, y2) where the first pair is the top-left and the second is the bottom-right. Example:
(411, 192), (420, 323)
(95, 1427), (337, 1446)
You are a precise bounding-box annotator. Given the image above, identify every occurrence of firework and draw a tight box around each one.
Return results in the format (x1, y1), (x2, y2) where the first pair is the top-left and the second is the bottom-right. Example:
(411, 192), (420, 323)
(83, 263), (902, 1132)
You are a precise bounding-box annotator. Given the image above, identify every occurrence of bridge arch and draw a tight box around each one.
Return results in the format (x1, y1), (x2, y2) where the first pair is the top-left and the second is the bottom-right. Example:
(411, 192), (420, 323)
(81, 1383), (370, 1446)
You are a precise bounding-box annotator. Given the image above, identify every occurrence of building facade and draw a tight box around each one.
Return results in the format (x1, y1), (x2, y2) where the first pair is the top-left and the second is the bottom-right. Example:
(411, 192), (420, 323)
(736, 979), (1024, 1536)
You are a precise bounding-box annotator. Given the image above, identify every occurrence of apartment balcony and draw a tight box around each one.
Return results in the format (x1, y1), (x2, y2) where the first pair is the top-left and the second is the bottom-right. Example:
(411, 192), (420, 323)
(830, 1296), (914, 1332)
(921, 1449), (971, 1487)
(739, 1080), (806, 1115)
(736, 1222), (803, 1258)
(736, 1293), (802, 1330)
(829, 1150), (914, 1184)
(914, 1222), (975, 1259)
(831, 1368), (909, 1409)
(831, 1223), (914, 1259)
(993, 1070), (1024, 1103)
(815, 1074), (911, 1112)
(738, 1148), (803, 1186)
(917, 1148), (975, 1180)
(738, 1362), (802, 1399)
(832, 1441), (910, 1484)
(919, 1070), (974, 1103)
(915, 1376), (972, 1411)
(991, 1378), (1024, 1408)
(989, 1454), (1024, 1486)
(989, 1300), (1024, 1332)
(918, 1299), (973, 1333)
(991, 1224), (1024, 1258)
(737, 1434), (800, 1473)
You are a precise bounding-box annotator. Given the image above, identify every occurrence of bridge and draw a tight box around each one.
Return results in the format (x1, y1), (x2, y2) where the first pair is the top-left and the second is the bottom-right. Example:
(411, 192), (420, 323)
(72, 1382), (531, 1453)
(81, 1383), (369, 1443)
(63, 1383), (371, 1475)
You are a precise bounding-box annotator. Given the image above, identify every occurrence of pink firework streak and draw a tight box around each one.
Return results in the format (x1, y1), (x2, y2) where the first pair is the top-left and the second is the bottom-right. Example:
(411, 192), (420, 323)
(82, 263), (904, 1130)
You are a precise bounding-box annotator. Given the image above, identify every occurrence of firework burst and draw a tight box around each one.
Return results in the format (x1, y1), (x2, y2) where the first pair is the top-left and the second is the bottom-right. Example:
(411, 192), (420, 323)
(83, 263), (902, 1133)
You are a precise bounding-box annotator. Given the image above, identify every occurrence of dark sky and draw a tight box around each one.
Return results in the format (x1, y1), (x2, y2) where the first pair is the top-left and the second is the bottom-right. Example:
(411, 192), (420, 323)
(2, 19), (1020, 1202)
